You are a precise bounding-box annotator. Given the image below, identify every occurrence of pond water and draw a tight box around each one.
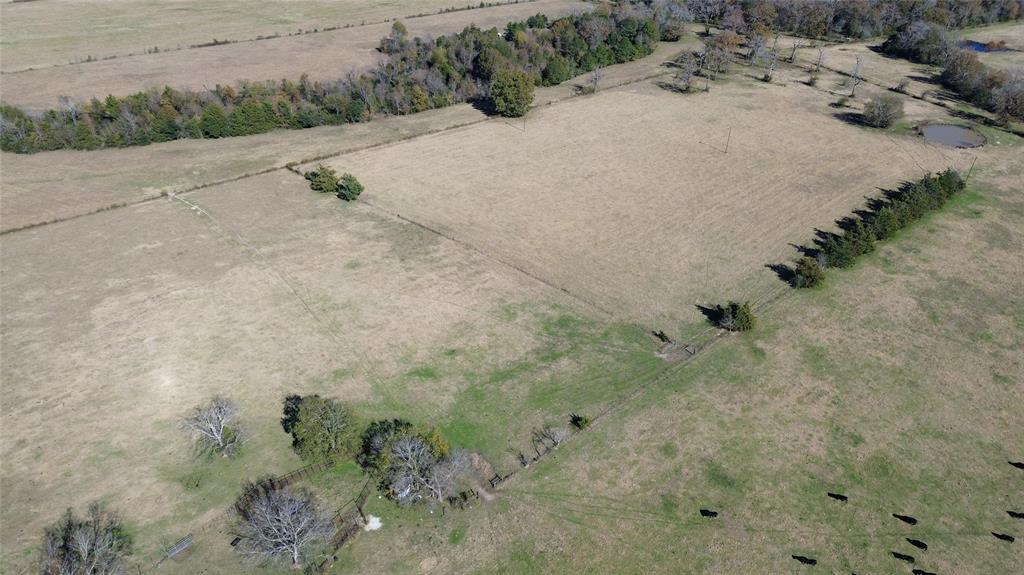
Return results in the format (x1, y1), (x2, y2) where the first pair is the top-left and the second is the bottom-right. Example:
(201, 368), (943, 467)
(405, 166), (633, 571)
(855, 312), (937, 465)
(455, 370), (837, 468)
(961, 40), (1010, 53)
(921, 124), (986, 148)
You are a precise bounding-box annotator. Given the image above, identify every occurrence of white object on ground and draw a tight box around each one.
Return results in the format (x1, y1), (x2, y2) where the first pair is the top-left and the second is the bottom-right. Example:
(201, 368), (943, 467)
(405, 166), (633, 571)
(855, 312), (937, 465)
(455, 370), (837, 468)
(364, 515), (382, 531)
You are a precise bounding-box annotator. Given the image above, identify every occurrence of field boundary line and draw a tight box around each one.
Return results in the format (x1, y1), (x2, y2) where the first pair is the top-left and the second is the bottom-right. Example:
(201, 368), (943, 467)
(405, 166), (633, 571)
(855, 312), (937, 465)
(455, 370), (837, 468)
(350, 192), (618, 319)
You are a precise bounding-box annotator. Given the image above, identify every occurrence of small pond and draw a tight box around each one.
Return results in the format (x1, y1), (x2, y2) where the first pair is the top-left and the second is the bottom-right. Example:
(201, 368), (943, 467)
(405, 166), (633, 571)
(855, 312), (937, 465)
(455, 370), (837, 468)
(920, 124), (986, 148)
(960, 40), (1011, 53)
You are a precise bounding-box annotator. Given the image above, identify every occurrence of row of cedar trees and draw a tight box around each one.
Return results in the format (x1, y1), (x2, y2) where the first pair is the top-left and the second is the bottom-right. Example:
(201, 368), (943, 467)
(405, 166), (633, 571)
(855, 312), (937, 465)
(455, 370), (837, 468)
(792, 169), (967, 288)
(0, 6), (666, 154)
(881, 19), (1024, 123)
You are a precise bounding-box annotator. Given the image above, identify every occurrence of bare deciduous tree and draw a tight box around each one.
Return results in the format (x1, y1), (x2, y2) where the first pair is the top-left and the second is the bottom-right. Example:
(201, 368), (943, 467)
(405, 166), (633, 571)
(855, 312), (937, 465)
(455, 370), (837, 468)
(182, 397), (243, 457)
(236, 488), (332, 569)
(850, 55), (864, 96)
(533, 426), (570, 449)
(675, 53), (699, 90)
(388, 436), (471, 506)
(815, 45), (825, 73)
(589, 68), (605, 93)
(41, 503), (131, 575)
(788, 39), (806, 63)
(689, 0), (724, 35)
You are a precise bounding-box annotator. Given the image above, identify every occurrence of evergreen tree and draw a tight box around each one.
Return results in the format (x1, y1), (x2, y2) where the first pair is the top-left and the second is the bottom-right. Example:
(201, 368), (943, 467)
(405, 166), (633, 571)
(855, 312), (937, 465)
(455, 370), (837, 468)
(199, 104), (228, 138)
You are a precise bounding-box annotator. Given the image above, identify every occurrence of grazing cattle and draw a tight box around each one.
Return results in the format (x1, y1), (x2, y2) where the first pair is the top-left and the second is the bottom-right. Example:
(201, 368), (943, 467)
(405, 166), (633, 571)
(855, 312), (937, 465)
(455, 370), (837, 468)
(892, 551), (915, 563)
(912, 569), (937, 575)
(991, 532), (1015, 543)
(699, 509), (718, 518)
(1008, 510), (1024, 519)
(906, 538), (928, 550)
(1009, 461), (1024, 470)
(893, 513), (918, 525)
(827, 492), (848, 502)
(791, 555), (817, 565)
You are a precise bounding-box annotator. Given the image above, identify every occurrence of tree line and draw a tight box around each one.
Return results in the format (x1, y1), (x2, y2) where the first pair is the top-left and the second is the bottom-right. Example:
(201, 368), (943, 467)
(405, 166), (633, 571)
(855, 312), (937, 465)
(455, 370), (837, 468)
(786, 169), (967, 288)
(881, 19), (1024, 123)
(1, 5), (674, 153)
(678, 0), (1021, 40)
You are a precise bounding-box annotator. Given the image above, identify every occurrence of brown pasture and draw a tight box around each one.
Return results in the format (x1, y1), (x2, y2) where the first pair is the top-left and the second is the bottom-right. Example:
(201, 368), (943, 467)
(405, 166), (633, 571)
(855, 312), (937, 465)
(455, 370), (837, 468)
(1, 25), (1021, 575)
(0, 0), (569, 73)
(317, 74), (971, 330)
(0, 0), (588, 109)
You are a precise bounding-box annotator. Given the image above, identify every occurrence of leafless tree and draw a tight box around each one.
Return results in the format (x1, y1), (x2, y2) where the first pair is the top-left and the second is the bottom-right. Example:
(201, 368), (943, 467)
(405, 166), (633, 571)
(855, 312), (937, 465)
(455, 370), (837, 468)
(689, 0), (724, 35)
(388, 437), (471, 506)
(182, 397), (243, 457)
(533, 426), (570, 448)
(675, 53), (699, 90)
(788, 39), (806, 63)
(849, 55), (864, 97)
(815, 45), (825, 73)
(763, 46), (779, 82)
(589, 68), (605, 93)
(41, 503), (130, 575)
(579, 16), (612, 50)
(236, 488), (332, 569)
(747, 34), (766, 64)
(425, 449), (471, 501)
(57, 96), (79, 126)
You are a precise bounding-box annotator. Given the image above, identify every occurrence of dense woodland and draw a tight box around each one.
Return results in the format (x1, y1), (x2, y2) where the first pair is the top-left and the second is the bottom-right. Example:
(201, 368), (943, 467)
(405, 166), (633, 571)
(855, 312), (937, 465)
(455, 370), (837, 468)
(1, 0), (1022, 153)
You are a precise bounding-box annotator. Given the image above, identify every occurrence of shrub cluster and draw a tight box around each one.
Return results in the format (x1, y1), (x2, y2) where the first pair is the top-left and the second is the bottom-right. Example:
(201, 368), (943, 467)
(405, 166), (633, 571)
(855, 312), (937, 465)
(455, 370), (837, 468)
(277, 396), (470, 507)
(714, 301), (756, 332)
(356, 419), (469, 506)
(303, 165), (363, 201)
(862, 94), (905, 128)
(1, 6), (664, 153)
(804, 169), (965, 281)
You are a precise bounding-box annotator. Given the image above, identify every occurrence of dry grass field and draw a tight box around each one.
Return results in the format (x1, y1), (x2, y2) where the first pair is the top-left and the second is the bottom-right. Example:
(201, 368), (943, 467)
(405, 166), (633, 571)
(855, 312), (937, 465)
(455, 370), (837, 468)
(336, 153), (1024, 574)
(1, 15), (1023, 575)
(1, 0), (588, 109)
(318, 74), (971, 331)
(0, 0), (553, 72)
(0, 39), (689, 234)
(1, 169), (632, 572)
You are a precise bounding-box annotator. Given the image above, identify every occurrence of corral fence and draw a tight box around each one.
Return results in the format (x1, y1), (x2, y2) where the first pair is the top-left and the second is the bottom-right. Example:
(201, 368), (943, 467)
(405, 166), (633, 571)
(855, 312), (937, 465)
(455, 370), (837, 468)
(235, 458), (337, 512)
(154, 533), (194, 567)
(306, 480), (373, 574)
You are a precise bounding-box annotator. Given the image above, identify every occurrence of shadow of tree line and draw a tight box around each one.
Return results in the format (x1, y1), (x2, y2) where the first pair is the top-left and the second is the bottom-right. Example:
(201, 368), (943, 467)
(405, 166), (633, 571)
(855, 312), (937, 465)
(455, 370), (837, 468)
(766, 182), (916, 286)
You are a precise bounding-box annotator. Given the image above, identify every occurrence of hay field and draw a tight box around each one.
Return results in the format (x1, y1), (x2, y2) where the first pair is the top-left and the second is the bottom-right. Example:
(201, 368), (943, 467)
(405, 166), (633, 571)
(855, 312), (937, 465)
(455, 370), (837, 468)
(0, 167), (665, 572)
(337, 152), (1024, 574)
(320, 75), (971, 332)
(1, 0), (588, 109)
(2, 19), (1023, 575)
(0, 38), (687, 233)
(0, 0), (547, 72)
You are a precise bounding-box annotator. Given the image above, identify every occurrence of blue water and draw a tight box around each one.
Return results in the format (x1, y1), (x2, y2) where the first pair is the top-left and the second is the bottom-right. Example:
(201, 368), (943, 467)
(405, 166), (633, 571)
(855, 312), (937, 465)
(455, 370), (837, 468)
(960, 40), (1006, 53)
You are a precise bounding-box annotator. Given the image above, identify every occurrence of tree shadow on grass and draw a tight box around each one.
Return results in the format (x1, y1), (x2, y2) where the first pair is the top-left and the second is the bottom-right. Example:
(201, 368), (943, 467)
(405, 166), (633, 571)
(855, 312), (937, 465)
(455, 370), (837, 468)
(469, 97), (498, 116)
(655, 80), (696, 95)
(766, 263), (796, 286)
(833, 111), (868, 126)
(695, 304), (723, 326)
